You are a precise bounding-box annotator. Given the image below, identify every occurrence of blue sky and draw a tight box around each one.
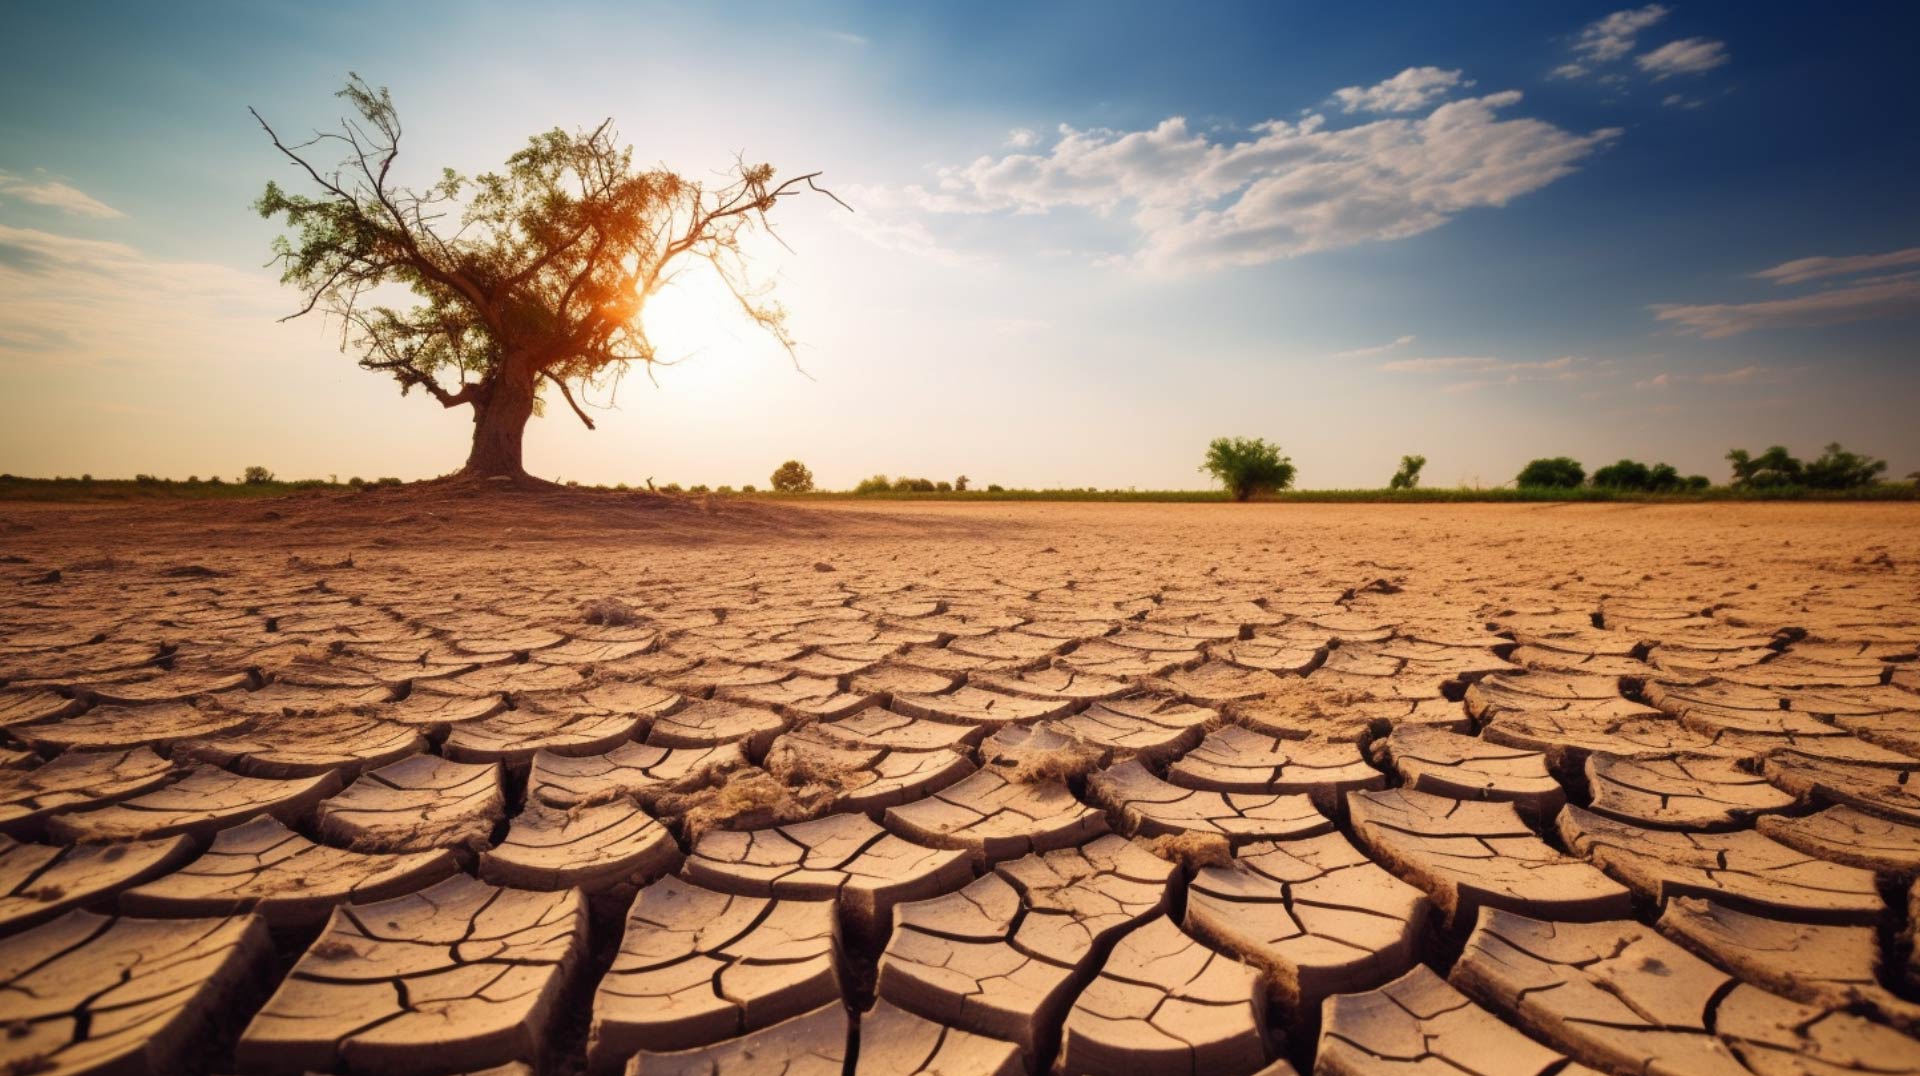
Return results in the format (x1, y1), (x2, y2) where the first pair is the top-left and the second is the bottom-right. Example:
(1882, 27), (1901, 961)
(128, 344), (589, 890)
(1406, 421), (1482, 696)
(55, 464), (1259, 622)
(2, 2), (1916, 487)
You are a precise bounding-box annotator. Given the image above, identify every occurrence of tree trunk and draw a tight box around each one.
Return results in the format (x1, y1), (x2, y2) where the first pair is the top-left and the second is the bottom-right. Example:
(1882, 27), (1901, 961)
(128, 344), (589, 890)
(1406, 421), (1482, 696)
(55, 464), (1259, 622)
(461, 362), (537, 479)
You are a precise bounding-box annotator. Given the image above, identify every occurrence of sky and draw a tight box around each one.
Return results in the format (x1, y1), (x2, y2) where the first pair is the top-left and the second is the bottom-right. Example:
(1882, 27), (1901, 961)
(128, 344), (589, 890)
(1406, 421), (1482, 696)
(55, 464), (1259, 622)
(1, 1), (1916, 490)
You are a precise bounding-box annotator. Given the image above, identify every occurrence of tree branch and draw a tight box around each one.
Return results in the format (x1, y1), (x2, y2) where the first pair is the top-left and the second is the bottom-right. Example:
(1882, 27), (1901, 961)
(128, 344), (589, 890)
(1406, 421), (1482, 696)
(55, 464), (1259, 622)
(542, 371), (596, 429)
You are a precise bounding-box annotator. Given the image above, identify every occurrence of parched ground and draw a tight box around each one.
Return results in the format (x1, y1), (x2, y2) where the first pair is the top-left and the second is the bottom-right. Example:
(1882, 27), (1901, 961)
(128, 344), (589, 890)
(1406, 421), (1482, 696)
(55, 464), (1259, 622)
(2, 491), (1919, 1076)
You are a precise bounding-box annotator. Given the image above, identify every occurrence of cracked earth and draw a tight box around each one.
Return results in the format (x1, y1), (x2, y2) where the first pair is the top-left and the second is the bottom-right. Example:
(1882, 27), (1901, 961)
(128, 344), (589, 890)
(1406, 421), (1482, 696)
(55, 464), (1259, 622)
(1, 493), (1919, 1076)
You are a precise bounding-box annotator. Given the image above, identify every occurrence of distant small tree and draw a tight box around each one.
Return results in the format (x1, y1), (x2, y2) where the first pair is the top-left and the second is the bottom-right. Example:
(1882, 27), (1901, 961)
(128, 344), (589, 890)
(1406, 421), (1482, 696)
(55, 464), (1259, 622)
(1726, 446), (1803, 489)
(986, 483), (1004, 492)
(1591, 459), (1653, 491)
(243, 465), (276, 485)
(1388, 455), (1426, 490)
(741, 483), (757, 493)
(1684, 474), (1711, 491)
(1802, 442), (1887, 490)
(954, 475), (970, 492)
(852, 474), (890, 494)
(1515, 457), (1584, 489)
(769, 460), (814, 493)
(1646, 463), (1680, 492)
(1201, 437), (1296, 501)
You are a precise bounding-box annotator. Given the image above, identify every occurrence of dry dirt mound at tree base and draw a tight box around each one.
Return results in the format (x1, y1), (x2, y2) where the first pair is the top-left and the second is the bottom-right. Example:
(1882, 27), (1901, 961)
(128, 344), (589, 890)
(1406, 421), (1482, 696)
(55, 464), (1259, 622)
(0, 501), (1916, 1076)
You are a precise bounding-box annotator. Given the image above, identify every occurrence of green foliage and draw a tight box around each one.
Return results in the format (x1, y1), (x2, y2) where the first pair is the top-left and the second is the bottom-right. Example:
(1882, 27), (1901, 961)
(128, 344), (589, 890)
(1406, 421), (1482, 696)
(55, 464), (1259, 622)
(890, 476), (937, 492)
(1515, 457), (1585, 489)
(347, 476), (366, 487)
(1388, 455), (1426, 491)
(1726, 446), (1803, 489)
(1803, 442), (1887, 490)
(243, 465), (276, 485)
(376, 476), (402, 486)
(1200, 437), (1296, 501)
(660, 482), (683, 492)
(1591, 459), (1653, 490)
(954, 475), (970, 492)
(742, 484), (757, 493)
(688, 484), (710, 493)
(935, 480), (953, 492)
(852, 474), (891, 495)
(769, 460), (814, 493)
(987, 484), (1004, 492)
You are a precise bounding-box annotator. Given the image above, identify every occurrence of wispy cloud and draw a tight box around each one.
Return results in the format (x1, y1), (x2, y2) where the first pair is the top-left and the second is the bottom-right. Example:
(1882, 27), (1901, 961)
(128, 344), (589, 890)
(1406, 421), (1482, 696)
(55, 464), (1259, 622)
(1754, 247), (1920, 286)
(1331, 67), (1469, 113)
(853, 89), (1618, 272)
(1571, 5), (1669, 64)
(0, 170), (123, 219)
(1004, 127), (1039, 149)
(1633, 364), (1785, 389)
(1637, 37), (1729, 79)
(1379, 353), (1605, 393)
(1328, 334), (1415, 360)
(1653, 273), (1920, 338)
(821, 30), (868, 46)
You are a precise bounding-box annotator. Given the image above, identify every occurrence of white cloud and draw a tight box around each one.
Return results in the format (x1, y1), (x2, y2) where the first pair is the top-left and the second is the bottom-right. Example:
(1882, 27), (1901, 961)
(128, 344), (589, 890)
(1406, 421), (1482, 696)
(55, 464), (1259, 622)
(1572, 5), (1669, 63)
(1328, 334), (1415, 359)
(1005, 128), (1039, 149)
(1378, 353), (1604, 393)
(1549, 63), (1591, 81)
(862, 91), (1618, 272)
(1332, 67), (1468, 113)
(0, 171), (123, 219)
(1637, 37), (1729, 78)
(1653, 273), (1920, 338)
(1634, 364), (1781, 389)
(1661, 93), (1705, 109)
(1754, 247), (1920, 286)
(822, 30), (868, 46)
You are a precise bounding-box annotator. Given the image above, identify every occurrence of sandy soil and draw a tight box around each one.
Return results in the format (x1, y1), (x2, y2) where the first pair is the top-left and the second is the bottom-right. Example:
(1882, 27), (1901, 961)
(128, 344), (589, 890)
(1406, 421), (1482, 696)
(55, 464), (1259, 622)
(1, 492), (1917, 1075)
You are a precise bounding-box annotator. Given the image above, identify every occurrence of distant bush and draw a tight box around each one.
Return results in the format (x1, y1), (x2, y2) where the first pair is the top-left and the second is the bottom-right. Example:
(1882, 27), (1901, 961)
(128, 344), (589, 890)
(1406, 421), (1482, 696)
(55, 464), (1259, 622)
(134, 473), (162, 485)
(935, 480), (953, 492)
(1388, 455), (1425, 491)
(987, 483), (1004, 492)
(1726, 446), (1802, 489)
(1803, 442), (1887, 490)
(1515, 457), (1585, 489)
(376, 476), (402, 486)
(688, 484), (710, 493)
(207, 475), (224, 485)
(889, 476), (936, 493)
(347, 476), (366, 487)
(1591, 459), (1653, 490)
(243, 465), (275, 485)
(716, 485), (734, 494)
(955, 475), (970, 492)
(769, 460), (814, 493)
(853, 474), (891, 494)
(742, 484), (757, 493)
(1201, 437), (1296, 501)
(185, 475), (200, 483)
(661, 482), (683, 493)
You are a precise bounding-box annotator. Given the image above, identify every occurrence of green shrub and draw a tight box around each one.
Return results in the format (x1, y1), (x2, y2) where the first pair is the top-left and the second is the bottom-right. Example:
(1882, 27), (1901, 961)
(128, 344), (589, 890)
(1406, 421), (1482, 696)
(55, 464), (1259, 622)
(347, 476), (366, 487)
(1591, 459), (1653, 490)
(716, 485), (734, 494)
(243, 465), (275, 485)
(1388, 455), (1425, 491)
(376, 476), (402, 486)
(134, 473), (162, 485)
(742, 484), (757, 493)
(769, 460), (814, 493)
(1515, 457), (1585, 489)
(853, 474), (891, 494)
(661, 482), (683, 493)
(688, 484), (710, 493)
(1201, 437), (1296, 501)
(1684, 475), (1711, 491)
(935, 480), (953, 492)
(1803, 442), (1887, 490)
(987, 483), (1004, 492)
(955, 475), (970, 492)
(185, 475), (200, 483)
(1726, 446), (1802, 489)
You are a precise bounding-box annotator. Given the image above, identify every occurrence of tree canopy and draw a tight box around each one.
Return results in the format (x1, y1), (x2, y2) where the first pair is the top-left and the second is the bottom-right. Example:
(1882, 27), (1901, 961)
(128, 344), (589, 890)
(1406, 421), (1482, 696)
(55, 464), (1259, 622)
(1202, 437), (1296, 501)
(254, 75), (845, 480)
(1515, 457), (1585, 489)
(1389, 454), (1426, 490)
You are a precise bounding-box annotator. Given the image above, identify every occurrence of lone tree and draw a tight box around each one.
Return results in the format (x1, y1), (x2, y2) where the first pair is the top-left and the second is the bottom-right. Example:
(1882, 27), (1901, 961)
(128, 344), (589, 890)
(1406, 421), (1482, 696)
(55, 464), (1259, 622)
(1515, 457), (1585, 489)
(769, 459), (814, 493)
(254, 76), (846, 480)
(1202, 437), (1296, 501)
(1388, 454), (1426, 490)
